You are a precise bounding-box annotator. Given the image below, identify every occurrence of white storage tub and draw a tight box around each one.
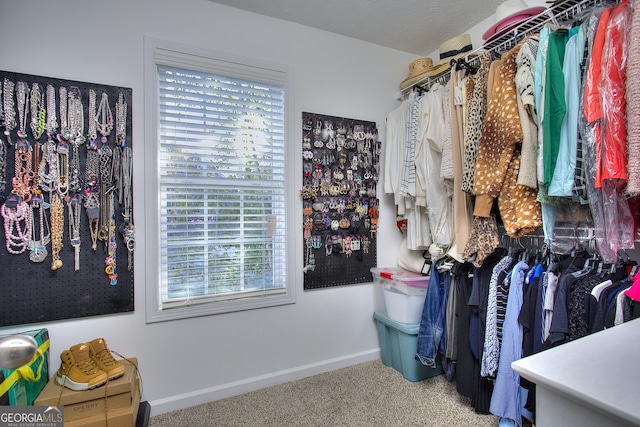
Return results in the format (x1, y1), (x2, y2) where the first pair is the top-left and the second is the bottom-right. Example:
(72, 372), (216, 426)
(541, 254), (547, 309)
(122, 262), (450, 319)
(371, 267), (429, 325)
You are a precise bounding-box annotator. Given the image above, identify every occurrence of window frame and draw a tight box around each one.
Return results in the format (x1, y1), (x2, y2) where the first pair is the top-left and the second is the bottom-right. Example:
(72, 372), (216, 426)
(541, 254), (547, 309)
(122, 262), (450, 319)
(143, 37), (296, 323)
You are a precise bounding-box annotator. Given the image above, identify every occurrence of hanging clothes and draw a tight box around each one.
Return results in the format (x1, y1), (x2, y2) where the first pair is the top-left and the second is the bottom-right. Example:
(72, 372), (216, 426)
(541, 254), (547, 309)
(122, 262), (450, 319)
(416, 86), (454, 250)
(498, 145), (542, 238)
(600, 0), (630, 184)
(461, 52), (491, 195)
(472, 50), (519, 218)
(535, 27), (550, 186)
(599, 1), (635, 256)
(472, 38), (542, 238)
(489, 259), (529, 427)
(548, 26), (584, 197)
(515, 35), (540, 190)
(445, 261), (459, 366)
(385, 93), (433, 250)
(440, 81), (455, 183)
(582, 6), (615, 262)
(415, 269), (449, 368)
(625, 0), (640, 196)
(542, 29), (569, 187)
(384, 99), (409, 211)
(468, 249), (506, 414)
(583, 7), (611, 189)
(399, 91), (419, 200)
(390, 1), (638, 420)
(481, 254), (514, 378)
(448, 68), (474, 261)
(453, 261), (476, 398)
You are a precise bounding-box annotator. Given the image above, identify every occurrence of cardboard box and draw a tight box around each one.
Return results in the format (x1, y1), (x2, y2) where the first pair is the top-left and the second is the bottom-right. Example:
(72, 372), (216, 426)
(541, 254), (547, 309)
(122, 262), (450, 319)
(60, 385), (134, 422)
(0, 329), (50, 405)
(35, 357), (138, 408)
(64, 379), (141, 427)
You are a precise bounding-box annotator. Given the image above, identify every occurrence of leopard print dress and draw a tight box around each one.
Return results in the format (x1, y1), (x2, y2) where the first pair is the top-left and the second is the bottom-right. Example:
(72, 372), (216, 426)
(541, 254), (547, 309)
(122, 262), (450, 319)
(461, 52), (492, 194)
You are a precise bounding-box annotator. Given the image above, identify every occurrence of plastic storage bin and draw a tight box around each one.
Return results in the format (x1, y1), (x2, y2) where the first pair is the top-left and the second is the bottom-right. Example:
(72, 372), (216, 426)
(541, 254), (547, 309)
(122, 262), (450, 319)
(371, 267), (429, 325)
(373, 311), (443, 381)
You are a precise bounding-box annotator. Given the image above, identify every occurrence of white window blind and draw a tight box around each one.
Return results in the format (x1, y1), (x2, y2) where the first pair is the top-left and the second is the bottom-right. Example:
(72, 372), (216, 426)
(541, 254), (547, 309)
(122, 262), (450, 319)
(154, 47), (290, 313)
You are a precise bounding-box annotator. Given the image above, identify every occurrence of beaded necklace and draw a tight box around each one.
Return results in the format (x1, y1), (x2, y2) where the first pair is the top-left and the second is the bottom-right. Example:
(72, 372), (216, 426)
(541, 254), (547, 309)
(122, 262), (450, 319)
(50, 192), (64, 270)
(0, 80), (3, 131)
(1, 195), (30, 254)
(0, 138), (5, 205)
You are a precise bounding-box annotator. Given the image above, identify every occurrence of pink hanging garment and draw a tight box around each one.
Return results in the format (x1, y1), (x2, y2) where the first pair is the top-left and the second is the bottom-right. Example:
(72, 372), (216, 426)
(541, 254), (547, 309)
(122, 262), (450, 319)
(624, 272), (640, 302)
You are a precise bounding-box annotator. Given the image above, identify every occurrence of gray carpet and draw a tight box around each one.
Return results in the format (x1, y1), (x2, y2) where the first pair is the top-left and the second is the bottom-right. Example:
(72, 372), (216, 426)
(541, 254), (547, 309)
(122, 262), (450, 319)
(149, 360), (498, 426)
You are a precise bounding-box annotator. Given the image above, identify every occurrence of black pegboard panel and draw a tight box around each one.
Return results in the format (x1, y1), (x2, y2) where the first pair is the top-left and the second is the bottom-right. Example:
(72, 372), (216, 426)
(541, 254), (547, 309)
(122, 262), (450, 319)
(0, 70), (134, 327)
(302, 112), (379, 290)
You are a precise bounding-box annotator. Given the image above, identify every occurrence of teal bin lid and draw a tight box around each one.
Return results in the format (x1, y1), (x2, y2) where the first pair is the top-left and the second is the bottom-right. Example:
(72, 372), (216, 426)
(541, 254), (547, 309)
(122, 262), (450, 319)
(373, 311), (420, 334)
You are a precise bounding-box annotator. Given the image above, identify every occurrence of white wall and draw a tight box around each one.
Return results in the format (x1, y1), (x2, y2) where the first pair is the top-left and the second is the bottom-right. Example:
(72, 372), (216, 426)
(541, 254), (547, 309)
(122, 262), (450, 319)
(0, 0), (416, 416)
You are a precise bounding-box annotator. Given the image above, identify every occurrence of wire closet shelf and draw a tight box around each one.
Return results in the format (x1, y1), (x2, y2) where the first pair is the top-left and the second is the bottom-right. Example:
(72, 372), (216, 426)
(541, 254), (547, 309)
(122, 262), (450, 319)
(398, 0), (611, 98)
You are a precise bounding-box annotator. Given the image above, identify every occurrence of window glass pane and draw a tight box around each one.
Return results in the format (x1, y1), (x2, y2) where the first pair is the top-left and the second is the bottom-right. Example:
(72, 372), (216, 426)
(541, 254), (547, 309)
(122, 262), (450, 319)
(157, 61), (287, 309)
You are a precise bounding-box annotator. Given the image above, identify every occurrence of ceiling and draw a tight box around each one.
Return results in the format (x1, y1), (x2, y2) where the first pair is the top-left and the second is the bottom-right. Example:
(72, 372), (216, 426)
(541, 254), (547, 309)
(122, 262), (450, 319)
(208, 0), (505, 56)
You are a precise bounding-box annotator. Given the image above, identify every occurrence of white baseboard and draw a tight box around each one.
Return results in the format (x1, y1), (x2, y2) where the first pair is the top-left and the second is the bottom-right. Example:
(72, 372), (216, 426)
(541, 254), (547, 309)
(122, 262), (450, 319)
(148, 348), (380, 416)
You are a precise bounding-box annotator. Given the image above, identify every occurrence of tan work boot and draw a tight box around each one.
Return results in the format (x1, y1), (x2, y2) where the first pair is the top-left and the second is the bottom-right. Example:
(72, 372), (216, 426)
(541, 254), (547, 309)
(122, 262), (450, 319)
(88, 338), (125, 380)
(56, 343), (108, 391)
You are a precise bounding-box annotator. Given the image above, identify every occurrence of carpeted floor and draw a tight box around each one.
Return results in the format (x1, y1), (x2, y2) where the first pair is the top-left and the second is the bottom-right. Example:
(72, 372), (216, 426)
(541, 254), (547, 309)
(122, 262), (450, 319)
(149, 359), (498, 427)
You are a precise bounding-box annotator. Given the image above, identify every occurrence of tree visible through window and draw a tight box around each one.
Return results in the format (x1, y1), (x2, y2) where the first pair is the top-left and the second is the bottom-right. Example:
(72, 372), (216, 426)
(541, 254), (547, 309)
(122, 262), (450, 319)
(147, 42), (293, 320)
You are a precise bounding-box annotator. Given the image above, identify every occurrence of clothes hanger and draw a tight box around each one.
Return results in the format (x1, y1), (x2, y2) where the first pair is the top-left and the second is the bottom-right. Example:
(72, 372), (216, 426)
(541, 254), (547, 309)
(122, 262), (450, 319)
(617, 249), (638, 276)
(454, 57), (478, 75)
(547, 252), (559, 274)
(435, 255), (456, 273)
(572, 254), (598, 278)
(412, 85), (428, 97)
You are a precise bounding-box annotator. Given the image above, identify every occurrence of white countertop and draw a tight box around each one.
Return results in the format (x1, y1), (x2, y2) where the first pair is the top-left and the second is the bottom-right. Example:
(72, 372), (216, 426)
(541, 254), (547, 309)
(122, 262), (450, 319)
(512, 318), (640, 426)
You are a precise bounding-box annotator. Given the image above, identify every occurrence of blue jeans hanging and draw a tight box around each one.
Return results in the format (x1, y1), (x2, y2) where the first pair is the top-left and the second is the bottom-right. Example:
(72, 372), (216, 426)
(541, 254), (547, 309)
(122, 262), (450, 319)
(415, 270), (449, 368)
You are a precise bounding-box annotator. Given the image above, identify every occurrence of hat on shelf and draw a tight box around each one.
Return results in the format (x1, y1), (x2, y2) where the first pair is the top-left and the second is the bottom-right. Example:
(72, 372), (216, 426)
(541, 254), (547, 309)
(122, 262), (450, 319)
(483, 0), (546, 42)
(430, 33), (474, 77)
(400, 57), (439, 89)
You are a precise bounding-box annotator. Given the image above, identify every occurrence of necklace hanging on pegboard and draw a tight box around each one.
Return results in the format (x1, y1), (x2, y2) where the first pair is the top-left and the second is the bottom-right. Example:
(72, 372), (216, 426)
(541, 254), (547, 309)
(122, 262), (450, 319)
(300, 112), (380, 290)
(0, 70), (134, 327)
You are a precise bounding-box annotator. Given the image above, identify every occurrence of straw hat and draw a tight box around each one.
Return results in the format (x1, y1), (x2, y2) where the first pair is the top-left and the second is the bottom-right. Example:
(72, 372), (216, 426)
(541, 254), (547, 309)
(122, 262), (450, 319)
(429, 34), (474, 77)
(483, 0), (546, 41)
(400, 57), (438, 89)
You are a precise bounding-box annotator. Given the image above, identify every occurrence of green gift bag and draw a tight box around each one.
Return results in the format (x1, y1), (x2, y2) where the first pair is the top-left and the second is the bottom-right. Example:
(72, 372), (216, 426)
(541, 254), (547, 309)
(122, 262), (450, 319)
(0, 329), (50, 406)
